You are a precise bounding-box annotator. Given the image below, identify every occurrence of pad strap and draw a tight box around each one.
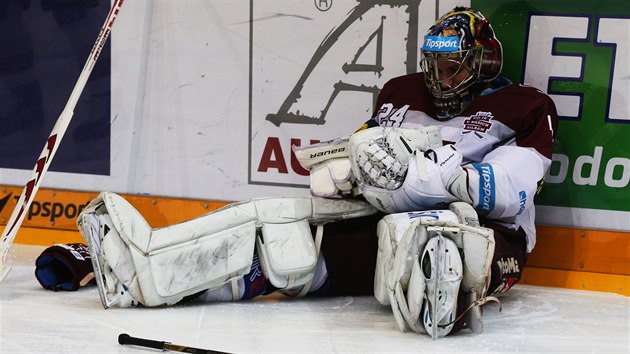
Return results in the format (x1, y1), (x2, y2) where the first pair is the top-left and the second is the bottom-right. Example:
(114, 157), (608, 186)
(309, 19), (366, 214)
(297, 224), (324, 297)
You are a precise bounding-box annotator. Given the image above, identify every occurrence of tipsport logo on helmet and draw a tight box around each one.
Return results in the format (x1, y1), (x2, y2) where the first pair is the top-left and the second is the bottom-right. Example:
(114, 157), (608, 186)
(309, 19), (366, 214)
(422, 36), (460, 52)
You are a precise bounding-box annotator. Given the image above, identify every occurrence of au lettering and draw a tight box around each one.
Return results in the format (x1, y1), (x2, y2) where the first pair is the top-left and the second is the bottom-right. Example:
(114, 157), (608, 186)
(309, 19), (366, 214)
(257, 137), (319, 176)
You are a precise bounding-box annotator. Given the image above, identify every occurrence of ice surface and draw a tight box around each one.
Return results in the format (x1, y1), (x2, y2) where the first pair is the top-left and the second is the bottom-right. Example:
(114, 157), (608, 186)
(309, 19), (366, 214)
(1, 245), (628, 353)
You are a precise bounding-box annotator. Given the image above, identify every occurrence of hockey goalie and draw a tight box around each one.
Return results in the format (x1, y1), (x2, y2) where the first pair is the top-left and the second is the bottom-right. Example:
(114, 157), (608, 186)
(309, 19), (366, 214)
(72, 6), (558, 339)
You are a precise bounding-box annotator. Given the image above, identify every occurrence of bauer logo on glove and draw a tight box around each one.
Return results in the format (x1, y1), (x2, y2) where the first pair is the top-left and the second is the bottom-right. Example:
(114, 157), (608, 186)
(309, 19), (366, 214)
(293, 136), (359, 198)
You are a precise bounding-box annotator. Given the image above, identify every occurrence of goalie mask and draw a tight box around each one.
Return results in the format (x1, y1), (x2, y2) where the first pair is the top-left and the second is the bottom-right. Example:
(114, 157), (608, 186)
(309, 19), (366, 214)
(420, 7), (503, 120)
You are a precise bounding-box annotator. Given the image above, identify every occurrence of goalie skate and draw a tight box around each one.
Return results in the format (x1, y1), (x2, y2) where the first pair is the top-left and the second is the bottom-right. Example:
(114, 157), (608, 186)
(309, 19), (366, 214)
(79, 205), (138, 309)
(420, 232), (463, 339)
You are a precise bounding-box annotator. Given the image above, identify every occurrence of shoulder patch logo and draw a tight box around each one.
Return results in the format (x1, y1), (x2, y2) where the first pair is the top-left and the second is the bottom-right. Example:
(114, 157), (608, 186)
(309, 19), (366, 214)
(462, 111), (494, 139)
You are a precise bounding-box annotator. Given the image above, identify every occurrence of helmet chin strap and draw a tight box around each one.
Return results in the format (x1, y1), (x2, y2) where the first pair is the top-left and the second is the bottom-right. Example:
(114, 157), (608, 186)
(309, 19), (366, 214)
(433, 90), (473, 120)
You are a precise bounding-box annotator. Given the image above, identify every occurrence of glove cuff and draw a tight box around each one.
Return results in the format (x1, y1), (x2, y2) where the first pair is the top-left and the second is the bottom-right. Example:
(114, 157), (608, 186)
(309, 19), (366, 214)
(35, 243), (95, 291)
(448, 169), (472, 204)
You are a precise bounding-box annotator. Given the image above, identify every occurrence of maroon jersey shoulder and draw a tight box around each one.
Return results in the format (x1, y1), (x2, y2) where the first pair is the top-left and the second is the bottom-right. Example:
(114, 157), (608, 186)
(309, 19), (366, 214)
(373, 73), (435, 116)
(468, 84), (558, 158)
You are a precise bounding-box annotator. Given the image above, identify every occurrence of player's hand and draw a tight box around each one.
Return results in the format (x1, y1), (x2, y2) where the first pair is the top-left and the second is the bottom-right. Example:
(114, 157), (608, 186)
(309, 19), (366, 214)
(348, 126), (443, 190)
(361, 144), (472, 213)
(307, 158), (356, 198)
(351, 136), (409, 190)
(293, 137), (358, 198)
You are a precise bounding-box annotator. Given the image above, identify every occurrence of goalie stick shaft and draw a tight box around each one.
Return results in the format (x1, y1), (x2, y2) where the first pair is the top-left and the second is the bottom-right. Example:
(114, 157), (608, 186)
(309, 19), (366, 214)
(0, 0), (126, 281)
(118, 333), (232, 354)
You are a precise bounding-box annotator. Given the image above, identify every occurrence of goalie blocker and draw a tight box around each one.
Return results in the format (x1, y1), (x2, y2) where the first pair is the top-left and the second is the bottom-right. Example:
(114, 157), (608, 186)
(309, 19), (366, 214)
(76, 192), (377, 308)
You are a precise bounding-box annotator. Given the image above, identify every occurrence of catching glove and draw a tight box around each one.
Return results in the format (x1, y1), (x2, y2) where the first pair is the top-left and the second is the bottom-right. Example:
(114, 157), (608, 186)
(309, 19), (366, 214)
(361, 144), (472, 213)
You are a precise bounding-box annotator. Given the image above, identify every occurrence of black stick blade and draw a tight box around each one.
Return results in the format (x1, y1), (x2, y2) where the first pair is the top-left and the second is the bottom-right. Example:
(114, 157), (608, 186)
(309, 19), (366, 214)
(117, 333), (232, 354)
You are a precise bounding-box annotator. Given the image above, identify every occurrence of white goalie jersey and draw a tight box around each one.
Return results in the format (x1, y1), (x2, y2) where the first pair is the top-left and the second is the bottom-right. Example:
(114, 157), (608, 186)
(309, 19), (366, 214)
(369, 73), (559, 253)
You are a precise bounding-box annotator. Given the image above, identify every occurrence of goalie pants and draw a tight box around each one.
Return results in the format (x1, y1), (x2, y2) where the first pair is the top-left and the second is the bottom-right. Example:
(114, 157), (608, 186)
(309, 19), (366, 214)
(318, 214), (528, 297)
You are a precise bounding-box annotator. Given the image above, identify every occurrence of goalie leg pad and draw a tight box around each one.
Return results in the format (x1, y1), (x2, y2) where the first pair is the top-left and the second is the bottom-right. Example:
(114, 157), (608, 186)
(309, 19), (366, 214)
(77, 192), (377, 308)
(373, 202), (495, 337)
(78, 192), (257, 308)
(257, 220), (316, 289)
(373, 209), (460, 305)
(80, 207), (139, 308)
(374, 209), (460, 334)
(421, 233), (463, 339)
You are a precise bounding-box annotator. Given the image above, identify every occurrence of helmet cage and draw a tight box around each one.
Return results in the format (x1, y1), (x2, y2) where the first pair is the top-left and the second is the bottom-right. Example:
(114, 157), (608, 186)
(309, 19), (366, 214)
(419, 7), (503, 120)
(420, 47), (483, 99)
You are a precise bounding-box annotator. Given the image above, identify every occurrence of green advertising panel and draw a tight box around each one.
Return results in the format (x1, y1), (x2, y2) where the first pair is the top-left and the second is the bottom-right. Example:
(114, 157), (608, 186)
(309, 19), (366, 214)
(473, 0), (630, 213)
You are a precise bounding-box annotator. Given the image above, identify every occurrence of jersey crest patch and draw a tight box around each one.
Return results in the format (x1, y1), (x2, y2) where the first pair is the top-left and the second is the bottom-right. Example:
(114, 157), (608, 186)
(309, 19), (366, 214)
(462, 111), (494, 139)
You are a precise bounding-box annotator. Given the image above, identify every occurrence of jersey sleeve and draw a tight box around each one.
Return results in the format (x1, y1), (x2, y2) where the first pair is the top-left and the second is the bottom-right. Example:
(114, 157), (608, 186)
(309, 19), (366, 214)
(464, 94), (558, 220)
(360, 77), (396, 131)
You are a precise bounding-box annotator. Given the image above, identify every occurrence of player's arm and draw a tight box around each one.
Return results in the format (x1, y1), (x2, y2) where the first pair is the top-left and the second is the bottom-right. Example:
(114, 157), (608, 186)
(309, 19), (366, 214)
(464, 147), (545, 220)
(464, 96), (558, 220)
(355, 95), (558, 215)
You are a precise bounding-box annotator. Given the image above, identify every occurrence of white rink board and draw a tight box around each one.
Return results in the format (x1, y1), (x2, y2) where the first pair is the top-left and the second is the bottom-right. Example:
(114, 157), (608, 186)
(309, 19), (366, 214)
(0, 0), (465, 201)
(0, 245), (628, 353)
(1, 0), (628, 231)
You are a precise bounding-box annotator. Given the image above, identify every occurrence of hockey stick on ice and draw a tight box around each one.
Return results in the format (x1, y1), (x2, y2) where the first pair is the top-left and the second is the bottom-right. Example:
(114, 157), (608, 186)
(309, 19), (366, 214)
(0, 0), (126, 282)
(118, 333), (232, 354)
